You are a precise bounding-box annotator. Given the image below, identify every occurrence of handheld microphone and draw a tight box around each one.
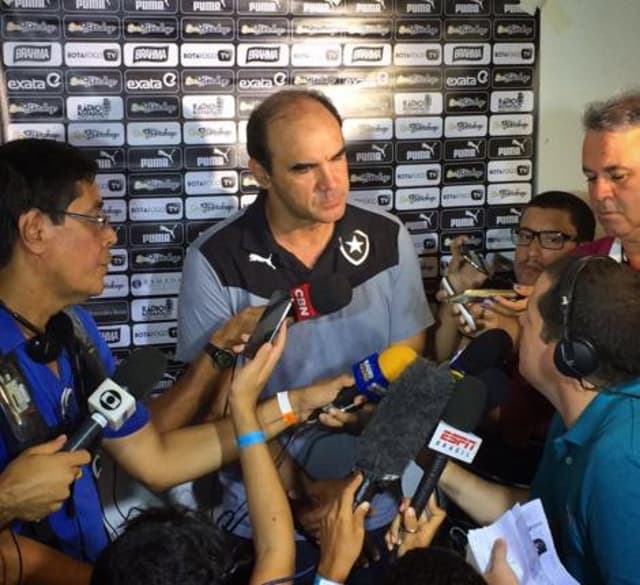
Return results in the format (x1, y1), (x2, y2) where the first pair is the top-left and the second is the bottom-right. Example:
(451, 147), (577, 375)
(244, 273), (353, 358)
(63, 347), (167, 452)
(306, 345), (418, 424)
(408, 375), (488, 518)
(449, 328), (513, 377)
(353, 357), (455, 505)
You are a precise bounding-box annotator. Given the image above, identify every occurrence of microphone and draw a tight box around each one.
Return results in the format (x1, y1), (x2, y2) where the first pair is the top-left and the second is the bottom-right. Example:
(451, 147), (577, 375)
(63, 347), (167, 452)
(353, 357), (455, 505)
(244, 273), (353, 358)
(306, 345), (418, 423)
(408, 375), (488, 518)
(449, 328), (513, 377)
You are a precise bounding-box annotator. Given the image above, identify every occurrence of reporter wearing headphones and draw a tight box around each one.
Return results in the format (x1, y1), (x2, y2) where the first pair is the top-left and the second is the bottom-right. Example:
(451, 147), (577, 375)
(437, 255), (640, 585)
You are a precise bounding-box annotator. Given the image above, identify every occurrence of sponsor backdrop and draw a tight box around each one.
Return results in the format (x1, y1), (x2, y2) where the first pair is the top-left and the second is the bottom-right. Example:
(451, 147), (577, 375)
(1, 0), (538, 376)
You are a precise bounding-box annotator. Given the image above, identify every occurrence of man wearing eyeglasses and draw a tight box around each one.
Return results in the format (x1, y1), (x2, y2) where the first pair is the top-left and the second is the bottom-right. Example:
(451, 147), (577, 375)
(0, 139), (346, 581)
(430, 191), (595, 485)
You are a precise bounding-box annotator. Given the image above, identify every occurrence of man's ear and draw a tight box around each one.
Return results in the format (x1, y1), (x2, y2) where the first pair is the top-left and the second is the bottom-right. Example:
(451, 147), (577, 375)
(248, 158), (270, 188)
(17, 209), (50, 256)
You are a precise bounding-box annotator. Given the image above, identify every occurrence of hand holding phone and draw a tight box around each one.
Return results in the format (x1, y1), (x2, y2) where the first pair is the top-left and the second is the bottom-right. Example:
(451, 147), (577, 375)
(441, 276), (477, 332)
(243, 290), (293, 359)
(446, 289), (520, 304)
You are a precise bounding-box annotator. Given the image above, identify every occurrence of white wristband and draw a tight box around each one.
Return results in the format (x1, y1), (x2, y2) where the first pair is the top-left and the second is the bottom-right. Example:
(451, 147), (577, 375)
(276, 391), (297, 425)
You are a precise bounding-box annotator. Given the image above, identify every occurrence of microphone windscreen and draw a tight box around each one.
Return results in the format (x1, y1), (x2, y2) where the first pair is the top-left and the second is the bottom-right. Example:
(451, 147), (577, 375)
(378, 345), (418, 382)
(308, 273), (353, 314)
(450, 328), (513, 374)
(112, 347), (167, 400)
(441, 375), (488, 431)
(355, 358), (454, 481)
(476, 367), (510, 411)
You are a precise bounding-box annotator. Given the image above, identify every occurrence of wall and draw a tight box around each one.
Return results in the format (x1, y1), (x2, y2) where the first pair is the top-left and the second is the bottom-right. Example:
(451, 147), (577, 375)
(537, 0), (640, 196)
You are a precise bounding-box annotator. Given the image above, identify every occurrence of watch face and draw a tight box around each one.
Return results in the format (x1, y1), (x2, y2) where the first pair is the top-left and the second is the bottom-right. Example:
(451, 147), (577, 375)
(215, 348), (236, 369)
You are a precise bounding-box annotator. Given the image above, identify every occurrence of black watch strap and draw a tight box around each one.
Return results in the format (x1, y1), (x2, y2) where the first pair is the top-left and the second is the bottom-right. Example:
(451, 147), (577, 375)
(204, 342), (236, 370)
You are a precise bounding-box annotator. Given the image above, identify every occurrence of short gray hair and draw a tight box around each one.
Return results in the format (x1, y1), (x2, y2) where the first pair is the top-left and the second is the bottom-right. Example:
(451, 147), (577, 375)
(582, 89), (640, 131)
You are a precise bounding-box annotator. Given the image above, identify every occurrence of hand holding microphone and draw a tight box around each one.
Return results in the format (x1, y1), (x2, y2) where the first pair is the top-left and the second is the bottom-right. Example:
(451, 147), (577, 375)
(63, 347), (167, 452)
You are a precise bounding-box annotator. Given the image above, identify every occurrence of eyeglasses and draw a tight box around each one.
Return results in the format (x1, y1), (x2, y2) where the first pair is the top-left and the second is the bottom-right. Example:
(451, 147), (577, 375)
(50, 210), (111, 230)
(512, 228), (577, 250)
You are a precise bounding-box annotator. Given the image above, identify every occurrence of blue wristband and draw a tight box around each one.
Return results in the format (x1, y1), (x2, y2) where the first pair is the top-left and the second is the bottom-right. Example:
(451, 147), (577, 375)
(314, 575), (343, 585)
(236, 430), (266, 449)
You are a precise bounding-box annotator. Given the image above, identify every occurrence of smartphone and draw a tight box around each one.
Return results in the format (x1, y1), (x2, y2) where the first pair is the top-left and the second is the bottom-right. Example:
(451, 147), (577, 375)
(446, 289), (520, 304)
(243, 290), (293, 359)
(441, 276), (477, 332)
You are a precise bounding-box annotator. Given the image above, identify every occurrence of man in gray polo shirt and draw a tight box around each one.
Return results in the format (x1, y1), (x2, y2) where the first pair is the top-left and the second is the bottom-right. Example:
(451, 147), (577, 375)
(176, 89), (432, 584)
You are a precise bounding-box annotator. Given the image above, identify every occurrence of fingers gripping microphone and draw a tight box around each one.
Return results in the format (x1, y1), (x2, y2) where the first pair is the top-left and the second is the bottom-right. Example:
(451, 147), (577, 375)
(306, 345), (418, 424)
(244, 273), (353, 358)
(63, 347), (167, 452)
(353, 358), (455, 505)
(409, 376), (488, 517)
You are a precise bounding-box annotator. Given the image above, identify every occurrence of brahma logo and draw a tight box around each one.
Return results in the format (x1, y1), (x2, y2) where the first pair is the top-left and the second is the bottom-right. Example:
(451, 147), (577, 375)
(444, 43), (490, 65)
(186, 196), (239, 219)
(441, 185), (485, 207)
(98, 326), (130, 348)
(345, 44), (391, 65)
(237, 43), (288, 66)
(4, 42), (62, 66)
(125, 43), (178, 66)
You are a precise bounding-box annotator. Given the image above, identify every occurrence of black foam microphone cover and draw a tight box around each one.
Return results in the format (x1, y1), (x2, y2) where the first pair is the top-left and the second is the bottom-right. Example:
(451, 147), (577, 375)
(353, 358), (454, 504)
(450, 328), (513, 374)
(308, 273), (353, 314)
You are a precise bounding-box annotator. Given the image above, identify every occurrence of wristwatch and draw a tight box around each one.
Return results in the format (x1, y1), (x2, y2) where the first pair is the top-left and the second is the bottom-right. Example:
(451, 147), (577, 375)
(204, 342), (235, 370)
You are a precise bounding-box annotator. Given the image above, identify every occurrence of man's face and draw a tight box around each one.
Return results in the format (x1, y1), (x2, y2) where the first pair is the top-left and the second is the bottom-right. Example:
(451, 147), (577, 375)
(255, 99), (350, 227)
(45, 180), (116, 302)
(582, 127), (640, 239)
(518, 272), (556, 397)
(514, 207), (578, 285)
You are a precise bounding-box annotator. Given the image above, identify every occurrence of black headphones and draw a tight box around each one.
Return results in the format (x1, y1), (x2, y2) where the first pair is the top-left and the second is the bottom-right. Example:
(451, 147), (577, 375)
(0, 300), (73, 363)
(553, 256), (608, 379)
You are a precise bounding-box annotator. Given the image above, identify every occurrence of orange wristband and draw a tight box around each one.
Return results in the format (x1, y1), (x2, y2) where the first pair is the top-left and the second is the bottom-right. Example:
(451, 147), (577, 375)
(277, 391), (298, 425)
